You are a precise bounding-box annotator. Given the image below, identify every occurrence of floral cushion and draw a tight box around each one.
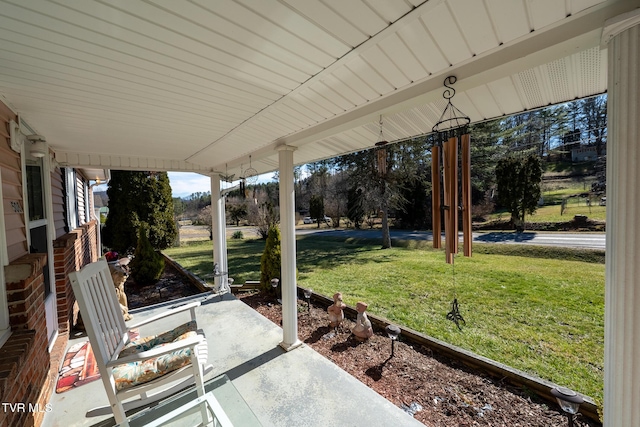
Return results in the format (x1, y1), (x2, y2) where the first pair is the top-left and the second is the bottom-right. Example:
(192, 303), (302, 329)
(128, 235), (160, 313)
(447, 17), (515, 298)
(119, 321), (197, 357)
(113, 321), (199, 392)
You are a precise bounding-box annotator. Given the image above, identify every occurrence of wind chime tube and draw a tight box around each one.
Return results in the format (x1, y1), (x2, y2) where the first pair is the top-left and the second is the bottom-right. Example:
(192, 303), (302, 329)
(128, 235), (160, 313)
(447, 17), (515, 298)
(442, 140), (452, 263)
(448, 136), (459, 260)
(461, 134), (472, 257)
(431, 145), (441, 249)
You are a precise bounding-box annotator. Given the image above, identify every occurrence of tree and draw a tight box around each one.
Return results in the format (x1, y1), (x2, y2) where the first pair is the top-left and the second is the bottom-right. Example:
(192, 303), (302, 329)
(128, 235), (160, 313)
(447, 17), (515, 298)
(309, 195), (325, 228)
(495, 153), (543, 231)
(197, 205), (213, 239)
(227, 203), (248, 226)
(130, 224), (165, 284)
(581, 95), (607, 155)
(260, 224), (281, 293)
(347, 186), (365, 228)
(103, 171), (177, 254)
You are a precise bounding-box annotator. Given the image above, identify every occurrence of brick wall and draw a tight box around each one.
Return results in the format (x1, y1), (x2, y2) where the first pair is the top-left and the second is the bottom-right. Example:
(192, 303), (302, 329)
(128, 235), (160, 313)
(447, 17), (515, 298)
(53, 221), (98, 334)
(0, 221), (98, 427)
(1, 254), (50, 427)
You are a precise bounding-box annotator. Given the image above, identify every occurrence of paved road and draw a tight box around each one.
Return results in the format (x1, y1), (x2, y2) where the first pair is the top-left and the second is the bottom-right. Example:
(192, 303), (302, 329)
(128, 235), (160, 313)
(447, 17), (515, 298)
(296, 228), (606, 250)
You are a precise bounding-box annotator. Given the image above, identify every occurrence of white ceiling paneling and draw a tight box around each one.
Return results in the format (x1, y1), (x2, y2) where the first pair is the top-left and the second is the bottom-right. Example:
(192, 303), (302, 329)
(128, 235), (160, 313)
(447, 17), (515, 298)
(309, 81), (355, 112)
(485, 0), (530, 43)
(278, 102), (320, 127)
(514, 69), (545, 110)
(0, 19), (281, 106)
(364, 0), (414, 23)
(571, 0), (607, 13)
(344, 56), (394, 95)
(396, 19), (449, 74)
(282, 0), (368, 47)
(486, 78), (525, 116)
(234, 0), (349, 58)
(543, 59), (572, 104)
(322, 0), (388, 36)
(360, 45), (411, 89)
(2, 1), (298, 95)
(448, 0), (499, 56)
(296, 88), (344, 117)
(465, 85), (503, 120)
(191, 0), (333, 70)
(318, 74), (367, 107)
(420, 2), (472, 66)
(330, 66), (380, 101)
(377, 33), (427, 83)
(283, 98), (328, 123)
(527, 0), (567, 30)
(0, 0), (625, 180)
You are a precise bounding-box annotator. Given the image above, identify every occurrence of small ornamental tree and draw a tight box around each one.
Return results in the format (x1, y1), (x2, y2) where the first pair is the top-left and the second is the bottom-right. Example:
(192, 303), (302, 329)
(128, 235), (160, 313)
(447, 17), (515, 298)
(130, 224), (165, 285)
(260, 224), (281, 294)
(495, 153), (543, 231)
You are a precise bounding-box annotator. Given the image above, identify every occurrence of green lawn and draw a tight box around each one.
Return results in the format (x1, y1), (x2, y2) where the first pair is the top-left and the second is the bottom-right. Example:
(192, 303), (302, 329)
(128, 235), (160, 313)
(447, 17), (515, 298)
(164, 236), (604, 402)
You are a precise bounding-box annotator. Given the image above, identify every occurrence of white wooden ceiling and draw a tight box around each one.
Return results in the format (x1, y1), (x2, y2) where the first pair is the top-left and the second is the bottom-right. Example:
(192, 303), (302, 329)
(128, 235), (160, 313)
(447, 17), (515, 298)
(0, 0), (637, 179)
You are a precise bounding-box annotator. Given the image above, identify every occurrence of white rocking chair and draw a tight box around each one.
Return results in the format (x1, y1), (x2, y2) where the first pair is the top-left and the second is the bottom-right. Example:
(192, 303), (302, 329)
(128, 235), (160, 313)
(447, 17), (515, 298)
(69, 260), (214, 426)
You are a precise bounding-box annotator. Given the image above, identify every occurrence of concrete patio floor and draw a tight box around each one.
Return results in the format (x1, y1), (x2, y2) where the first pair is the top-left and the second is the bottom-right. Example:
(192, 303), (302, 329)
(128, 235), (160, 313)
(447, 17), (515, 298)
(43, 292), (424, 427)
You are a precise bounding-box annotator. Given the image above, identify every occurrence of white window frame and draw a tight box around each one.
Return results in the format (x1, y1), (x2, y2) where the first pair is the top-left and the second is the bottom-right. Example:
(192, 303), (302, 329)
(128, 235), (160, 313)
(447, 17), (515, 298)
(0, 169), (12, 347)
(65, 168), (78, 230)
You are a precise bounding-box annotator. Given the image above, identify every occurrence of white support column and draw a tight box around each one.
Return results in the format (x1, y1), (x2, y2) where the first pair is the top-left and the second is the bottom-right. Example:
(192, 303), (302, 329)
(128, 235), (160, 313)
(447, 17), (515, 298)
(278, 145), (302, 351)
(602, 10), (640, 427)
(210, 174), (227, 293)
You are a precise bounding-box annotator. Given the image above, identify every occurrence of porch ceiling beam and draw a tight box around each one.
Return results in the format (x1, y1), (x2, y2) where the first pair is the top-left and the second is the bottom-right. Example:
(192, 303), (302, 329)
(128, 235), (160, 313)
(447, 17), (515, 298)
(55, 151), (215, 174)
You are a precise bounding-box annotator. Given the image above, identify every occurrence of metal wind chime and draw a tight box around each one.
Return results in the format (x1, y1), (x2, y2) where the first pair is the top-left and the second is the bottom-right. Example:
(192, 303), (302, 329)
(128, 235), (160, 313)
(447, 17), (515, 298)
(431, 76), (472, 330)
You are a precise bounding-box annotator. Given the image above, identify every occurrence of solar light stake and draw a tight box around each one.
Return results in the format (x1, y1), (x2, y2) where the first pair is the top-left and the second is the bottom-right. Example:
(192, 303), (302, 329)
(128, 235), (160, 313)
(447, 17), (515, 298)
(271, 278), (280, 303)
(303, 288), (313, 311)
(385, 324), (401, 357)
(551, 387), (584, 427)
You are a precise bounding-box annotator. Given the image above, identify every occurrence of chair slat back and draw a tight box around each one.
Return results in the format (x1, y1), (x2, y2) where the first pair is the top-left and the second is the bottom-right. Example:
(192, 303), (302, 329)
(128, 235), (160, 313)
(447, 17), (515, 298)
(70, 260), (128, 364)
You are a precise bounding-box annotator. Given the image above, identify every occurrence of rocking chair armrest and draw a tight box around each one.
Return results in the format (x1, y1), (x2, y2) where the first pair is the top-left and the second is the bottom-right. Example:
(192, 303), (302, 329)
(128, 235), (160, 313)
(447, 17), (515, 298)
(127, 301), (201, 330)
(108, 334), (205, 366)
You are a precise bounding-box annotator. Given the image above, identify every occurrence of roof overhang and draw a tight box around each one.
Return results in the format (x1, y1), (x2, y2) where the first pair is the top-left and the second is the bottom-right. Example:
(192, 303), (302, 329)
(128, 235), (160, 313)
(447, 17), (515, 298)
(1, 0), (638, 178)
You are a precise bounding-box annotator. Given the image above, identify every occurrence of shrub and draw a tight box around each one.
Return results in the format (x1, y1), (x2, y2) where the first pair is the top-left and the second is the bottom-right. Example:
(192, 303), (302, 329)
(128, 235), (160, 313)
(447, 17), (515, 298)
(231, 230), (243, 239)
(260, 224), (281, 293)
(130, 224), (165, 285)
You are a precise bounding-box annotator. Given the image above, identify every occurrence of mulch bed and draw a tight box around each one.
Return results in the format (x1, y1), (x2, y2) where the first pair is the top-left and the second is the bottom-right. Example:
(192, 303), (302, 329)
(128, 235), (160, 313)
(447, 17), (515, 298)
(125, 261), (203, 310)
(237, 292), (599, 427)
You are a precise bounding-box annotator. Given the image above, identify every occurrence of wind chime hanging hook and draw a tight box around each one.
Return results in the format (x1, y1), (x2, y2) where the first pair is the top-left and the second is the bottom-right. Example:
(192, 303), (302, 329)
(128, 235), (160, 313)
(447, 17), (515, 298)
(442, 75), (457, 100)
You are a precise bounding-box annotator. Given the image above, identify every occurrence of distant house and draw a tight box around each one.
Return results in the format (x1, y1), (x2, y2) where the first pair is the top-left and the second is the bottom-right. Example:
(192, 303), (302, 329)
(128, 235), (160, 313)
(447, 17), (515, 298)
(0, 102), (107, 427)
(571, 146), (605, 162)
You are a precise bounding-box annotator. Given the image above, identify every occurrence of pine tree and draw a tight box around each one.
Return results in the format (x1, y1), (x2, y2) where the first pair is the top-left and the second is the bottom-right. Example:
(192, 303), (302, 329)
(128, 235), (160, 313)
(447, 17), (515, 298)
(309, 195), (324, 228)
(130, 224), (165, 285)
(103, 171), (177, 254)
(260, 224), (281, 293)
(495, 153), (543, 231)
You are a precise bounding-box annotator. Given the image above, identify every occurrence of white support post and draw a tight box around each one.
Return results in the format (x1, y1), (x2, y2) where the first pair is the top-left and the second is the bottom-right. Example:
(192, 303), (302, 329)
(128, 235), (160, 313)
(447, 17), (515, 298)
(278, 145), (302, 351)
(602, 10), (640, 427)
(210, 174), (227, 293)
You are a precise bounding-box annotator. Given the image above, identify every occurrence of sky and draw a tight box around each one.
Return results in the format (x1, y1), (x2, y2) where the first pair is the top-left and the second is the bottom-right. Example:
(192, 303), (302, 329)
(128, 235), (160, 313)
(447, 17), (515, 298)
(92, 171), (276, 198)
(168, 171), (277, 198)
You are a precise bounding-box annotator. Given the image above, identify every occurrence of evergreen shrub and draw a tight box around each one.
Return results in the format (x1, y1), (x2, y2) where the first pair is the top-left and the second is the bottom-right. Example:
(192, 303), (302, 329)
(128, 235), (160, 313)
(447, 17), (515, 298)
(131, 224), (165, 285)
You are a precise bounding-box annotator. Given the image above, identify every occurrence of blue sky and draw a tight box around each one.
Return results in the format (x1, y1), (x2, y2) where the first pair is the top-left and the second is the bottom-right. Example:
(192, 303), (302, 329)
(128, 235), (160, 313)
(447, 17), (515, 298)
(93, 171), (275, 198)
(168, 171), (277, 198)
(167, 172), (212, 198)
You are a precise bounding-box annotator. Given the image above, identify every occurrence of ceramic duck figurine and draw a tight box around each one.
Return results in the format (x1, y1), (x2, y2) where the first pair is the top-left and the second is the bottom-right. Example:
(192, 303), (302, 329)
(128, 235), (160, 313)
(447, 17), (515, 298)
(352, 302), (373, 341)
(327, 292), (346, 328)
